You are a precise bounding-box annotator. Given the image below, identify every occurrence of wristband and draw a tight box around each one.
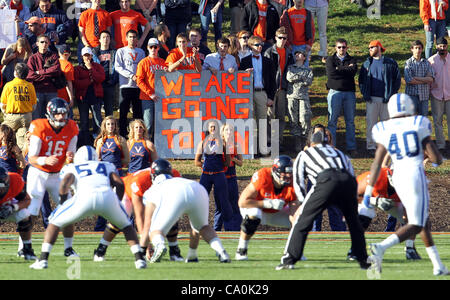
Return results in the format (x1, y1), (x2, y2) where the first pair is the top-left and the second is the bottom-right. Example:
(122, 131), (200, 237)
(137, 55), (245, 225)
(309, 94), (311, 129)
(37, 156), (47, 166)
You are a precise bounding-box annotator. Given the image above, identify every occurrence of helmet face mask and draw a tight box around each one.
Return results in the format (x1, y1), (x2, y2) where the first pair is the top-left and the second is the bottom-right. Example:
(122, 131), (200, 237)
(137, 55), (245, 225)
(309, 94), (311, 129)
(388, 93), (415, 118)
(46, 98), (69, 129)
(272, 155), (293, 187)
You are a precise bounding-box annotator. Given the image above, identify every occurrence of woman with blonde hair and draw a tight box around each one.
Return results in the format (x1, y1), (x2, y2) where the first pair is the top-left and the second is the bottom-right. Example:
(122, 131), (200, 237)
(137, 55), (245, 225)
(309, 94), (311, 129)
(127, 119), (158, 173)
(94, 116), (129, 177)
(227, 34), (241, 67)
(220, 123), (243, 231)
(1, 37), (32, 83)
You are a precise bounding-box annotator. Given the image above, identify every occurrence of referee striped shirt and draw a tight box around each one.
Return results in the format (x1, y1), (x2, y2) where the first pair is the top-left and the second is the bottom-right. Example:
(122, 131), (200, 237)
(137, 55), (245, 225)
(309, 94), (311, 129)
(293, 144), (354, 202)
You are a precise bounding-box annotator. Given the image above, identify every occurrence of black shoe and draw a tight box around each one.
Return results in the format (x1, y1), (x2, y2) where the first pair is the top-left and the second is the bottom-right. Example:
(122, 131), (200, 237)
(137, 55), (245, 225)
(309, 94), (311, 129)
(358, 258), (371, 270)
(405, 247), (422, 260)
(169, 245), (184, 262)
(22, 247), (37, 261)
(64, 247), (79, 258)
(275, 263), (295, 270)
(346, 249), (357, 261)
(93, 244), (107, 261)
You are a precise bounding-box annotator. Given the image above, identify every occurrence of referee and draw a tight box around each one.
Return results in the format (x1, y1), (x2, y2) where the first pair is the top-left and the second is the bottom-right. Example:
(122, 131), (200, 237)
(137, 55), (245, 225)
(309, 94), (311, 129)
(277, 129), (370, 270)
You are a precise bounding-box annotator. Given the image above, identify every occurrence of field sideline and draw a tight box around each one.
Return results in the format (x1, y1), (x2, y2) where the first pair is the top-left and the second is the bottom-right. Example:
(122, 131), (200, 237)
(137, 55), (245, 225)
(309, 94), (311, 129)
(0, 231), (449, 281)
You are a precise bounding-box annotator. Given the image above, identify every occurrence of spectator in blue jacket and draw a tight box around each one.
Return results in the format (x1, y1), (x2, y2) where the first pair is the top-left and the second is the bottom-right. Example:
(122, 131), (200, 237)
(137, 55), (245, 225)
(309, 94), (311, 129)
(358, 40), (401, 155)
(24, 0), (72, 46)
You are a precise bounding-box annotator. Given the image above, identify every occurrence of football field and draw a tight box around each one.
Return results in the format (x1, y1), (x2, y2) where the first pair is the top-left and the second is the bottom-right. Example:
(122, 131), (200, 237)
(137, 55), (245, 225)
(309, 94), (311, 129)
(0, 231), (449, 281)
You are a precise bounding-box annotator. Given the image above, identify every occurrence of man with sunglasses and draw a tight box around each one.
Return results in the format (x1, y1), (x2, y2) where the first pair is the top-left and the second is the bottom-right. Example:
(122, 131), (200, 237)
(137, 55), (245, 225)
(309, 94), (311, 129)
(264, 27), (295, 152)
(326, 38), (358, 157)
(26, 34), (61, 119)
(358, 40), (401, 156)
(136, 38), (168, 140)
(239, 35), (276, 156)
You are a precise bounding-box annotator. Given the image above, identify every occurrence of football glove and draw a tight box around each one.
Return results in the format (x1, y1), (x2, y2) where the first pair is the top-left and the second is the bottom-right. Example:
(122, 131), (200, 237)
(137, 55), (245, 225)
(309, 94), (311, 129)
(262, 199), (285, 210)
(0, 204), (15, 219)
(370, 196), (395, 212)
(363, 185), (374, 209)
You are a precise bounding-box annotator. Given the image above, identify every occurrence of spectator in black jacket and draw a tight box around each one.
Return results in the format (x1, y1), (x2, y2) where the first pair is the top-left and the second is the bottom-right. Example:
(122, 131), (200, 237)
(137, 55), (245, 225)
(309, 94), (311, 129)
(325, 38), (358, 157)
(164, 0), (192, 49)
(154, 23), (171, 60)
(241, 0), (281, 50)
(264, 26), (295, 150)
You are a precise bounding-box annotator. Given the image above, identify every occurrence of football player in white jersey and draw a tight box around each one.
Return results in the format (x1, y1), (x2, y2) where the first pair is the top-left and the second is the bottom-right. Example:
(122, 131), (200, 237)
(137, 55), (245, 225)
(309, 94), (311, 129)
(363, 93), (448, 276)
(139, 159), (231, 264)
(30, 146), (146, 270)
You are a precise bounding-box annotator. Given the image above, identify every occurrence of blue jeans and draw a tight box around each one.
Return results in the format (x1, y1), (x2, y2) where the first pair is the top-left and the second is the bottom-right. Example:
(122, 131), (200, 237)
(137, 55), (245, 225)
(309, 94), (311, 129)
(410, 95), (429, 116)
(199, 4), (223, 44)
(141, 99), (155, 140)
(76, 89), (103, 135)
(425, 19), (447, 59)
(167, 22), (189, 49)
(291, 44), (310, 67)
(327, 89), (356, 151)
(34, 92), (57, 120)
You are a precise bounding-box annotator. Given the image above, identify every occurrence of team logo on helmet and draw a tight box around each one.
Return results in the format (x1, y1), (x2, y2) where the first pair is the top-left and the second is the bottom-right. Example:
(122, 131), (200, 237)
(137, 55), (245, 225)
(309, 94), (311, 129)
(46, 97), (69, 128)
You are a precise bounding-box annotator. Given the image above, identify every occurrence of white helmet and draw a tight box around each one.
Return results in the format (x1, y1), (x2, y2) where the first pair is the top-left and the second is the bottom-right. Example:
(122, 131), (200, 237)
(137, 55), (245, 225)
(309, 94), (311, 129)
(74, 145), (98, 164)
(387, 93), (415, 118)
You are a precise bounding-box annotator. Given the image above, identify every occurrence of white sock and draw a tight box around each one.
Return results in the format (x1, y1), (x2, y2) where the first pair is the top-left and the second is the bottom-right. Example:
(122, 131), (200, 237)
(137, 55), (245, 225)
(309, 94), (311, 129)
(41, 242), (53, 254)
(405, 239), (414, 248)
(187, 248), (198, 259)
(238, 238), (249, 250)
(378, 234), (400, 252)
(100, 238), (111, 246)
(426, 245), (445, 271)
(168, 241), (178, 247)
(18, 236), (23, 251)
(130, 244), (142, 255)
(151, 234), (165, 247)
(209, 237), (225, 254)
(64, 237), (73, 249)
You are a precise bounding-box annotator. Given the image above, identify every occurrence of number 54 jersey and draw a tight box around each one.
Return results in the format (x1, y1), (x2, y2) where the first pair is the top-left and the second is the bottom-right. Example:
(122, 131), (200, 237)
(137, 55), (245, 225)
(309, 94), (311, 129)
(372, 115), (432, 168)
(60, 161), (118, 191)
(28, 119), (79, 173)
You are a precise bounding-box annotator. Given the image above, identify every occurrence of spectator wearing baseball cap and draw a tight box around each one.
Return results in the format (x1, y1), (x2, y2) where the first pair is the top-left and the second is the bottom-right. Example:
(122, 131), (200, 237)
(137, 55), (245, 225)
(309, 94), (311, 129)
(358, 40), (401, 155)
(74, 46), (105, 143)
(24, 16), (47, 53)
(136, 38), (168, 140)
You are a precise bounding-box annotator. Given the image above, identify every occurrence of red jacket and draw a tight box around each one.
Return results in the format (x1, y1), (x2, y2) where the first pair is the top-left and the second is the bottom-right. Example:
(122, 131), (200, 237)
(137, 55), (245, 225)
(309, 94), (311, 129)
(74, 62), (105, 101)
(26, 51), (61, 93)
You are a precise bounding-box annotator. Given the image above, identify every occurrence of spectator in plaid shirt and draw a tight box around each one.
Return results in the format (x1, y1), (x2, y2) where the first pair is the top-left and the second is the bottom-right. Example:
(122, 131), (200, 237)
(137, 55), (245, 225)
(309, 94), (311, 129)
(404, 40), (435, 116)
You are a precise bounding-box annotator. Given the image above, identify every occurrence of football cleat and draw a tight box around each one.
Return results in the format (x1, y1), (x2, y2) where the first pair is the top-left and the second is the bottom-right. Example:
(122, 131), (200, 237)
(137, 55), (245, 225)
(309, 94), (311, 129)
(150, 243), (167, 263)
(22, 247), (37, 261)
(135, 259), (147, 269)
(93, 244), (107, 262)
(405, 247), (422, 260)
(64, 247), (79, 258)
(370, 243), (385, 259)
(235, 248), (248, 261)
(185, 257), (199, 263)
(218, 250), (231, 263)
(169, 245), (184, 262)
(367, 255), (382, 274)
(29, 259), (48, 270)
(433, 267), (450, 276)
(275, 263), (295, 270)
(17, 249), (24, 258)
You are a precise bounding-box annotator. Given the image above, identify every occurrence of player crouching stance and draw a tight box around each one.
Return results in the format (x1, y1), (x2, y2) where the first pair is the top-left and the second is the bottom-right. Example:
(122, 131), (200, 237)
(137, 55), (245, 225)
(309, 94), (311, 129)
(0, 167), (36, 260)
(235, 155), (300, 261)
(30, 146), (146, 270)
(365, 93), (448, 276)
(350, 166), (422, 260)
(139, 159), (231, 263)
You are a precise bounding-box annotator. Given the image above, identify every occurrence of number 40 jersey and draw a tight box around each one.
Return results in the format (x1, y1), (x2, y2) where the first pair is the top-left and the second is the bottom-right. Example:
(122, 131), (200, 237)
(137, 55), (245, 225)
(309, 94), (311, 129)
(60, 161), (118, 192)
(372, 115), (432, 168)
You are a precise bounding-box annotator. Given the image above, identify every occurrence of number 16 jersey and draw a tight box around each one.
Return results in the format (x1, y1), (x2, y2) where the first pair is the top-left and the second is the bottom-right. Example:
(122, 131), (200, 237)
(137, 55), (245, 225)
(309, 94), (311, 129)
(372, 115), (432, 168)
(28, 119), (79, 173)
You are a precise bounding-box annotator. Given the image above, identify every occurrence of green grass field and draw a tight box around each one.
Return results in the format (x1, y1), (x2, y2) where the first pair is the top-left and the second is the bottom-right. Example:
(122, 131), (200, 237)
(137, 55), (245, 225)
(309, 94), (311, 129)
(0, 231), (449, 280)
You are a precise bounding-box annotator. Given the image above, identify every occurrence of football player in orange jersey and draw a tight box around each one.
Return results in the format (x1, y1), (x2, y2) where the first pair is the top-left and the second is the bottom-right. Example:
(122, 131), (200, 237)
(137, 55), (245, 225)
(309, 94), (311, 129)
(235, 155), (301, 261)
(93, 166), (184, 262)
(25, 98), (79, 258)
(352, 165), (422, 261)
(0, 167), (36, 260)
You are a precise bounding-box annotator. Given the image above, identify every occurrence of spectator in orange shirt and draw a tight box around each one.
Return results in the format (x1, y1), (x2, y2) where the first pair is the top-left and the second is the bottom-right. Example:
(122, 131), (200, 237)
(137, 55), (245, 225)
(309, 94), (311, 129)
(166, 33), (202, 72)
(280, 0), (315, 66)
(78, 0), (112, 50)
(56, 45), (75, 118)
(110, 0), (152, 49)
(136, 38), (169, 140)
